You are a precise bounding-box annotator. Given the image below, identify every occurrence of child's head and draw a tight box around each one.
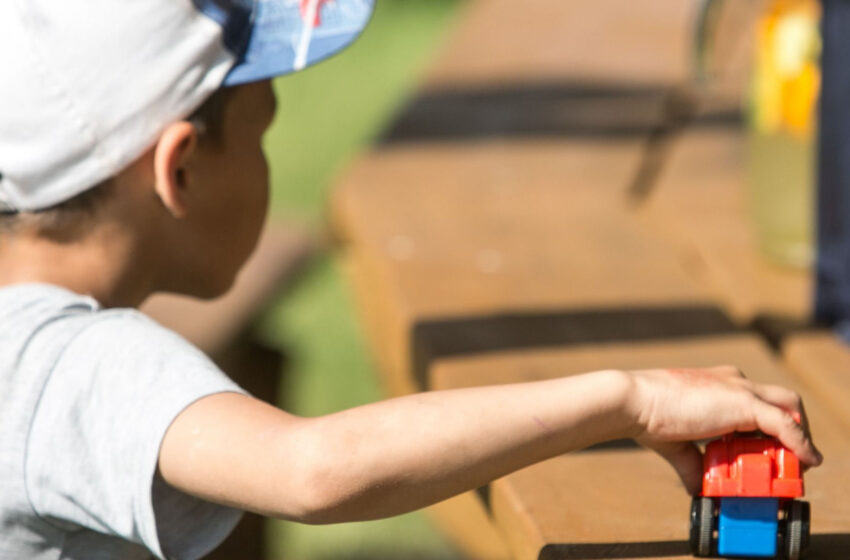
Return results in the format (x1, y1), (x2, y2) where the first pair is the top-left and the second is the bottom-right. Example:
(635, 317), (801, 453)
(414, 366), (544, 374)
(0, 0), (373, 303)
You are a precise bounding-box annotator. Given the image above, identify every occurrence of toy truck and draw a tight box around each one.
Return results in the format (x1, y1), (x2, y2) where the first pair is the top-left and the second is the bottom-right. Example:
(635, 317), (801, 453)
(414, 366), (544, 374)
(689, 434), (810, 559)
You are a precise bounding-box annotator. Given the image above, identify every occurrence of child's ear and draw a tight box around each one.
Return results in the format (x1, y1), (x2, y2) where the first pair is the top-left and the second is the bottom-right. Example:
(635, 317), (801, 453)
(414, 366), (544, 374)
(153, 121), (198, 219)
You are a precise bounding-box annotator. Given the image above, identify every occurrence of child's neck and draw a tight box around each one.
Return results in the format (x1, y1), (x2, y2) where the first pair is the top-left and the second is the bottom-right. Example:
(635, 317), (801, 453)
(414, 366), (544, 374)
(0, 227), (155, 308)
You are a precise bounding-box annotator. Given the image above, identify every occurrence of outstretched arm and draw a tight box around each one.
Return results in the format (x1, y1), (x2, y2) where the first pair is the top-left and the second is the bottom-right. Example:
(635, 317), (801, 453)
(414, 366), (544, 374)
(158, 366), (821, 524)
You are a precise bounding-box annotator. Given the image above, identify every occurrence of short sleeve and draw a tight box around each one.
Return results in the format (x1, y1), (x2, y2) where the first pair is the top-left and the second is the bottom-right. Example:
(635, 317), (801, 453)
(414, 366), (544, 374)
(25, 311), (248, 560)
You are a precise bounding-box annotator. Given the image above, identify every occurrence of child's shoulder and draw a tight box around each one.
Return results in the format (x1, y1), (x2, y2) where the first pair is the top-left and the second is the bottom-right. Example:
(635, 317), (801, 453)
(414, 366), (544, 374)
(0, 282), (245, 558)
(0, 282), (222, 380)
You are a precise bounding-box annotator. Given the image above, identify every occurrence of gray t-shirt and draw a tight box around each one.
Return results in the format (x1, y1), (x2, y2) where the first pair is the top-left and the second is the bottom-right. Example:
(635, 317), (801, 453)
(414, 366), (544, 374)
(0, 284), (247, 560)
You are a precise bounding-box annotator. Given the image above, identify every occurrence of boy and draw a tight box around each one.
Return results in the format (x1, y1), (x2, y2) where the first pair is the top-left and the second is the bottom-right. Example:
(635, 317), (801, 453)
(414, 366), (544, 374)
(0, 1), (822, 559)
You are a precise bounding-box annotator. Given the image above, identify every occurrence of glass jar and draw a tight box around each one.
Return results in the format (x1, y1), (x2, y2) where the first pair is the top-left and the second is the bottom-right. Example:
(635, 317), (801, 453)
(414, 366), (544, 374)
(747, 0), (821, 268)
(697, 0), (821, 268)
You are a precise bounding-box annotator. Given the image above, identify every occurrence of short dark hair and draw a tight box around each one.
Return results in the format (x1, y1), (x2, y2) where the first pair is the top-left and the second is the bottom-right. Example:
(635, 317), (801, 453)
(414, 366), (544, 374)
(0, 87), (235, 236)
(190, 86), (236, 146)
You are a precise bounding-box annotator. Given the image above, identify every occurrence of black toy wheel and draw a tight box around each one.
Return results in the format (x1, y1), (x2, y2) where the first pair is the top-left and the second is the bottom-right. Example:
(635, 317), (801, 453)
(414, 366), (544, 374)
(690, 497), (715, 557)
(785, 500), (810, 560)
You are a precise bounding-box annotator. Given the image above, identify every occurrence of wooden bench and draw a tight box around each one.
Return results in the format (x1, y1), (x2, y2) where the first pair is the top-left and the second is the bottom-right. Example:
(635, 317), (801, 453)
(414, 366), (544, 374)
(331, 0), (850, 557)
(638, 129), (813, 327)
(332, 138), (725, 559)
(333, 136), (850, 559)
(140, 221), (316, 560)
(421, 0), (700, 89)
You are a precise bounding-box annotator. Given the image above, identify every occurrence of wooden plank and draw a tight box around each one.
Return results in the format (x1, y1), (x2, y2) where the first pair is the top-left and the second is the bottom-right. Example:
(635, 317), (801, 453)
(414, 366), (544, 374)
(426, 492), (512, 560)
(432, 335), (850, 560)
(492, 451), (692, 560)
(783, 331), (850, 436)
(341, 247), (420, 396)
(332, 141), (724, 395)
(423, 0), (702, 90)
(637, 130), (812, 324)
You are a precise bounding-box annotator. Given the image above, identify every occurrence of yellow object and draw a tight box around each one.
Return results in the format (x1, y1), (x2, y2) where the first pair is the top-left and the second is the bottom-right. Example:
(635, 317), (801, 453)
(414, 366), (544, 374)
(751, 0), (821, 139)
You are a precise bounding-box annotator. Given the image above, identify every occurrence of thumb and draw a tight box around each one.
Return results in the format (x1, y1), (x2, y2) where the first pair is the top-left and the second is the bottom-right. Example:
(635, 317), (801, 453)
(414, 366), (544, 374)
(645, 441), (704, 495)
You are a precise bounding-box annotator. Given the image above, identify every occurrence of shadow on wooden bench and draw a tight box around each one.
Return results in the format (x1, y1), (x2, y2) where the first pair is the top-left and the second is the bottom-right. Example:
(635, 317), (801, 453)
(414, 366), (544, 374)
(140, 221), (316, 560)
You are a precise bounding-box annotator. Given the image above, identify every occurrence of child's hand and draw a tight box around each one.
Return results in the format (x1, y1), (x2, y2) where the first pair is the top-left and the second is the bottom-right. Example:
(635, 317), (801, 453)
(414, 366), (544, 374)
(627, 366), (823, 495)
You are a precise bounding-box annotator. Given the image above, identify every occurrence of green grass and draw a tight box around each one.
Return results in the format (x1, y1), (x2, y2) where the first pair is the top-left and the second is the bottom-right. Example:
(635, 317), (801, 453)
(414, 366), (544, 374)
(265, 0), (466, 222)
(258, 0), (466, 558)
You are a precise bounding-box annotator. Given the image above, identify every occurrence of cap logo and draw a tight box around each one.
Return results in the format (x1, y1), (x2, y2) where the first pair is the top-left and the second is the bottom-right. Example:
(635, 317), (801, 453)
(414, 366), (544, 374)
(294, 0), (330, 70)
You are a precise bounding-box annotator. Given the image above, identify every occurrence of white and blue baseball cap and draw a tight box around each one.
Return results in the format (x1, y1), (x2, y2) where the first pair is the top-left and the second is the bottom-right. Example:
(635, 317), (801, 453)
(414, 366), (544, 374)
(0, 0), (374, 213)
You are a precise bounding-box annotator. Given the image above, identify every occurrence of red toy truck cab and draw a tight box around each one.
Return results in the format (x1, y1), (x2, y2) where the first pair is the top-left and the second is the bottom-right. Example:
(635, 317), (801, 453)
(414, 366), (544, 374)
(690, 434), (810, 559)
(702, 435), (804, 499)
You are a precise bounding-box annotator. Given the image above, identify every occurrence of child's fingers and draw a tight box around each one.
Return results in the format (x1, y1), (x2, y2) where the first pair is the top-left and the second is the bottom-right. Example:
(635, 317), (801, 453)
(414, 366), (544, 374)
(748, 383), (802, 416)
(718, 377), (820, 466)
(794, 398), (817, 471)
(748, 386), (819, 471)
(748, 383), (812, 433)
(752, 399), (823, 467)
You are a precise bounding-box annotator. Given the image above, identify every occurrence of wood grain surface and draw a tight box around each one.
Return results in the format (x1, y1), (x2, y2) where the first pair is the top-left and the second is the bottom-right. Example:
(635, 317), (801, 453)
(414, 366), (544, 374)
(423, 1), (702, 89)
(638, 130), (813, 324)
(333, 141), (724, 390)
(784, 331), (850, 436)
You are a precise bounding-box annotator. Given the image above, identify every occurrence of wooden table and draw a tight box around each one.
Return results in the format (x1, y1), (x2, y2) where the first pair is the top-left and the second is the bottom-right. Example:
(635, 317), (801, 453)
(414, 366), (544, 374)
(331, 1), (849, 558)
(332, 137), (850, 559)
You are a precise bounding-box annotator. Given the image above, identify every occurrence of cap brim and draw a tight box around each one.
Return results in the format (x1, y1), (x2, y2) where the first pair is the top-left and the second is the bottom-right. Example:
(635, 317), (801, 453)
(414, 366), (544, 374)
(223, 0), (375, 86)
